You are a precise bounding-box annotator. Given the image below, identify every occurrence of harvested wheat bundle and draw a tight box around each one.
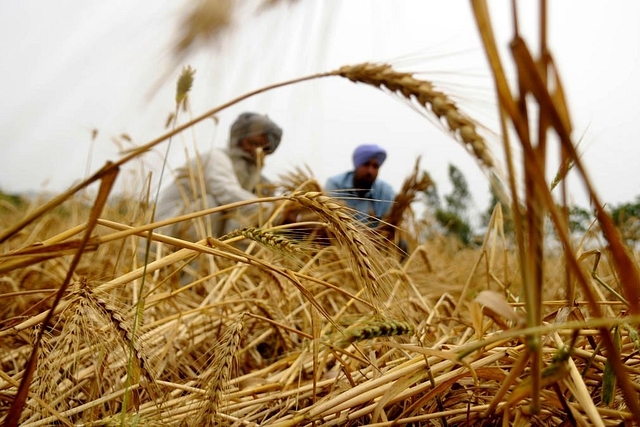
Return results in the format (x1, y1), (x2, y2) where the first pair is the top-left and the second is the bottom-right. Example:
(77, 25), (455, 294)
(378, 156), (433, 242)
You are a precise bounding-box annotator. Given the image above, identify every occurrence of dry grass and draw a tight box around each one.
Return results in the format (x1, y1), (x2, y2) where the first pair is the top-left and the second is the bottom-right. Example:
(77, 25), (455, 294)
(1, 2), (640, 426)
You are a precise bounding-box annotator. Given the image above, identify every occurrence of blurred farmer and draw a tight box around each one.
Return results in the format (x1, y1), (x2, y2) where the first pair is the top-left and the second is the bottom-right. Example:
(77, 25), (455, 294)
(325, 143), (395, 227)
(156, 112), (283, 240)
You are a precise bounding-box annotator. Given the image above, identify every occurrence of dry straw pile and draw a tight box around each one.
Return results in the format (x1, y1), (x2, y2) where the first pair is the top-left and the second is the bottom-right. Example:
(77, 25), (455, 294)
(2, 2), (640, 426)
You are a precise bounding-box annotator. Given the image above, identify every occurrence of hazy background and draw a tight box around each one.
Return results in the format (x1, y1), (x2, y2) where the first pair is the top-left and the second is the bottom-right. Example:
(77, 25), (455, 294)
(1, 1), (639, 222)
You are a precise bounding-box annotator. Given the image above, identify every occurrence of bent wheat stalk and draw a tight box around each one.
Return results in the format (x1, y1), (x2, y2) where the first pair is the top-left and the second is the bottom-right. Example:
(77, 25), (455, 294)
(289, 191), (383, 306)
(331, 62), (496, 170)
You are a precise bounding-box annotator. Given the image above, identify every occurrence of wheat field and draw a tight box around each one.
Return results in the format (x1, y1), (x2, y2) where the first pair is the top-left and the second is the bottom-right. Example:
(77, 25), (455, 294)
(2, 2), (640, 426)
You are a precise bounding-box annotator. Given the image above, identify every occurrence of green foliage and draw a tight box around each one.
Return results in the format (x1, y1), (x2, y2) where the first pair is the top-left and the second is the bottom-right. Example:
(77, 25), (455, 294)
(443, 164), (470, 216)
(423, 164), (474, 245)
(435, 209), (472, 245)
(482, 187), (593, 242)
(0, 189), (24, 211)
(423, 182), (440, 211)
(609, 196), (640, 245)
(427, 168), (640, 248)
(567, 205), (592, 234)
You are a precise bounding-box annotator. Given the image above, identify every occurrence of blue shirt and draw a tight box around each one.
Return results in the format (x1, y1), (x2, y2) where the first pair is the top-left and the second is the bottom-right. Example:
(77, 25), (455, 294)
(325, 171), (395, 227)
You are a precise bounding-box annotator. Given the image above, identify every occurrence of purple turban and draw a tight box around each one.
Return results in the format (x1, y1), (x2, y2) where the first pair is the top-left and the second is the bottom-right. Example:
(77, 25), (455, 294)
(352, 144), (387, 169)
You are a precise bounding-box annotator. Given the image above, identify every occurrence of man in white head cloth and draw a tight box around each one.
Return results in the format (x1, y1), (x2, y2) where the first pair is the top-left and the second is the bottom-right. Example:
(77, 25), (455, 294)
(156, 112), (283, 239)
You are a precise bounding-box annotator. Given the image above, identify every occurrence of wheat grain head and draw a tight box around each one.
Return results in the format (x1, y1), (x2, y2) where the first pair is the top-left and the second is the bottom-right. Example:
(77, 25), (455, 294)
(332, 62), (495, 170)
(194, 313), (245, 426)
(288, 191), (385, 305)
(221, 227), (303, 255)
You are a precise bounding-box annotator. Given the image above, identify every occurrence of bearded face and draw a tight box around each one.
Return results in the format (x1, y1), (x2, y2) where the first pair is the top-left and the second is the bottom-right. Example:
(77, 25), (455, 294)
(353, 158), (381, 189)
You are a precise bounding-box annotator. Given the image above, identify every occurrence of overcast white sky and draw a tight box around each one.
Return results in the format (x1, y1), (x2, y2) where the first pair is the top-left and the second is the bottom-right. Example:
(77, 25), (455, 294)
(1, 1), (639, 219)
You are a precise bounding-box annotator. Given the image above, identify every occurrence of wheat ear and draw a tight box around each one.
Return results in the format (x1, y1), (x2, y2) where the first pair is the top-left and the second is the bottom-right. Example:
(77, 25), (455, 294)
(195, 313), (245, 426)
(289, 191), (383, 305)
(31, 320), (64, 410)
(221, 227), (303, 255)
(72, 278), (156, 385)
(330, 317), (414, 348)
(332, 62), (495, 170)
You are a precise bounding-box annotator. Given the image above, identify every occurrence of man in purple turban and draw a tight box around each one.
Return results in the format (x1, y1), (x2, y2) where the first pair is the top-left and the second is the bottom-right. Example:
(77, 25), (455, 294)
(325, 143), (395, 227)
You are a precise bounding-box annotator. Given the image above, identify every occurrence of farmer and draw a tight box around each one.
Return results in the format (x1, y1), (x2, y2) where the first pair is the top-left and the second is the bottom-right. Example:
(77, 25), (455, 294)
(324, 143), (395, 228)
(155, 111), (283, 240)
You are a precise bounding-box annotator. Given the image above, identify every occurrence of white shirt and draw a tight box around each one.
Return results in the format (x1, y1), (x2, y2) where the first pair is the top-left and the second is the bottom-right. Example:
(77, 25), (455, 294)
(155, 148), (272, 239)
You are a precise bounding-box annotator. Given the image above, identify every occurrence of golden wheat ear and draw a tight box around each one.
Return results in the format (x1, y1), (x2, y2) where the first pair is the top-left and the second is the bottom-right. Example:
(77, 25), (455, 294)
(378, 156), (433, 241)
(194, 314), (245, 426)
(331, 62), (495, 170)
(289, 191), (385, 302)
